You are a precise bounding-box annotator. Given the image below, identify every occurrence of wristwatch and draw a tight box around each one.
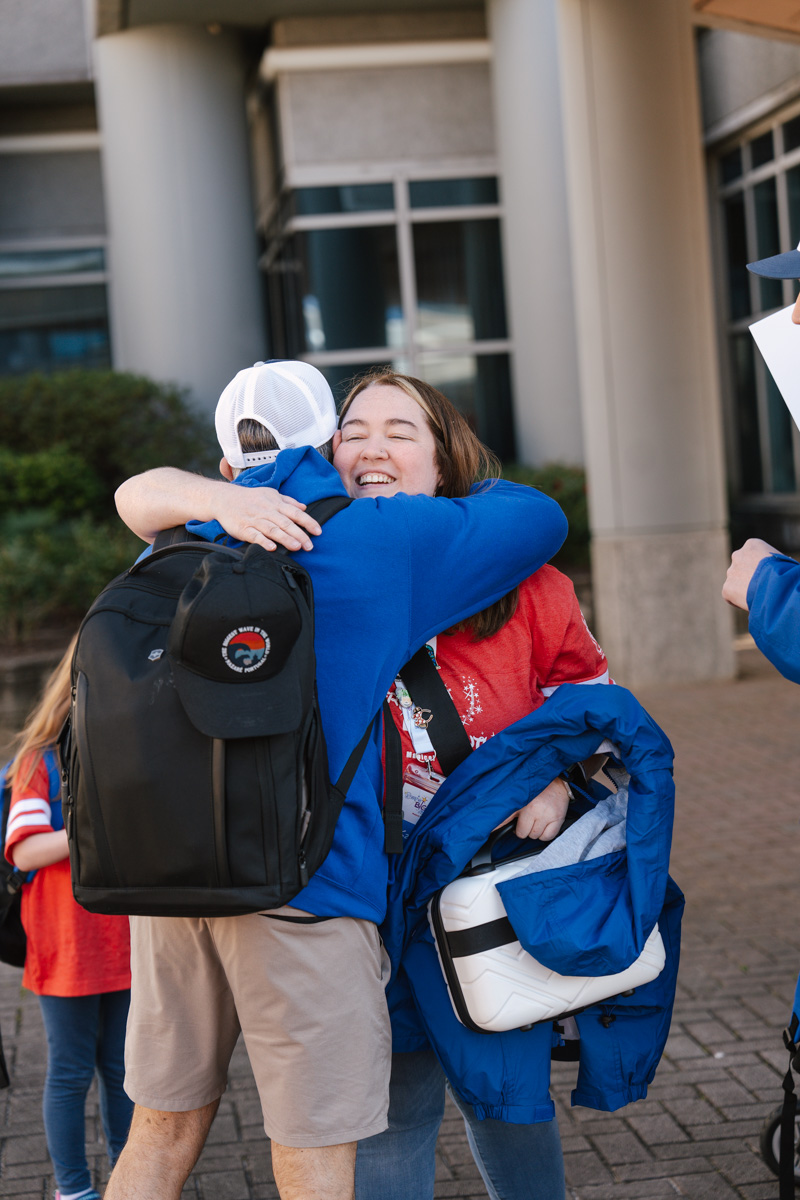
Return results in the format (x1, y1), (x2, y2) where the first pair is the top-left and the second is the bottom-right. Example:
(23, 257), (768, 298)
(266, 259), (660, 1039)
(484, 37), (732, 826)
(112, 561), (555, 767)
(559, 762), (588, 801)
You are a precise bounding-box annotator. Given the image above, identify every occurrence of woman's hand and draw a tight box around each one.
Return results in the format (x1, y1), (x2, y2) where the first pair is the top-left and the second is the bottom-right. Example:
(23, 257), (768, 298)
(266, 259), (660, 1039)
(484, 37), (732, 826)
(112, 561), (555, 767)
(115, 468), (323, 551)
(512, 778), (571, 841)
(208, 485), (322, 552)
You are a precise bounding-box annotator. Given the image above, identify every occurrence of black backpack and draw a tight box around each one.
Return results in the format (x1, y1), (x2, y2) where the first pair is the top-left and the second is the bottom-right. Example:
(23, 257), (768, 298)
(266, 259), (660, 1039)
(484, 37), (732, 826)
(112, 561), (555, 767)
(60, 497), (378, 918)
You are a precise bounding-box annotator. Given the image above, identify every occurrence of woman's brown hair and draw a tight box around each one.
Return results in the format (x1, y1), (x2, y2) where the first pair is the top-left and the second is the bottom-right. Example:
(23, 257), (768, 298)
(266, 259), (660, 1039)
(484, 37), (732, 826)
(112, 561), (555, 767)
(340, 371), (519, 639)
(7, 634), (77, 790)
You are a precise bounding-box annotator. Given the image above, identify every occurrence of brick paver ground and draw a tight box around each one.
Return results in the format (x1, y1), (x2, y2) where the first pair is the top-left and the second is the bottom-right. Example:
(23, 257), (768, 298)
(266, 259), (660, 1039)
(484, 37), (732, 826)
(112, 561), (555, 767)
(0, 645), (798, 1198)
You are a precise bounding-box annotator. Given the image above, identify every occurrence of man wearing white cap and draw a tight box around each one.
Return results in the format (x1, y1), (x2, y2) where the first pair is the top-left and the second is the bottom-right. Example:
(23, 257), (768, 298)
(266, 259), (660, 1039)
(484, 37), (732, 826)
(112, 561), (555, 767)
(723, 246), (800, 684)
(108, 360), (570, 1200)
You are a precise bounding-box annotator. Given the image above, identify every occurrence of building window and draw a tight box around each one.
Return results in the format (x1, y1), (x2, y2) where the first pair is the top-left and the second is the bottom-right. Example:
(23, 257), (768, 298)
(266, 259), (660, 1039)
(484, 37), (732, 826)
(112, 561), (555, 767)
(0, 242), (111, 375)
(263, 174), (515, 459)
(716, 111), (800, 500)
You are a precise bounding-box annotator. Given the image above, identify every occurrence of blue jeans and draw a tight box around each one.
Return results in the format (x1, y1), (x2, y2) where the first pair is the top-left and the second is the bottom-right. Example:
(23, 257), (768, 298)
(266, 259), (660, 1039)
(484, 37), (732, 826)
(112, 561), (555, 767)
(355, 1049), (565, 1200)
(38, 990), (134, 1194)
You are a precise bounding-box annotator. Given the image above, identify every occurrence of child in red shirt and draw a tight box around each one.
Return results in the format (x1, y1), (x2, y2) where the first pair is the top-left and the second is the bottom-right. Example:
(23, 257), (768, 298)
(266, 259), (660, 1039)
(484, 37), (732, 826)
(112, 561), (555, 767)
(5, 636), (132, 1200)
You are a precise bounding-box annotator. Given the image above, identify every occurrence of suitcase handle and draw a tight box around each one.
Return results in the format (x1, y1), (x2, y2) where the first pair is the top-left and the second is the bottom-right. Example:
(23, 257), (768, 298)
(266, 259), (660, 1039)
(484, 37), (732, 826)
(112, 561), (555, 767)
(466, 820), (522, 874)
(465, 804), (583, 876)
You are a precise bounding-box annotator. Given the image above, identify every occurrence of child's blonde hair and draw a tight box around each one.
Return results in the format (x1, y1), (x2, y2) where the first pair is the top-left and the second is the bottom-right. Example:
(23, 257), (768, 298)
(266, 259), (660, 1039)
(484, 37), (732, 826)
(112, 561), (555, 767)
(7, 635), (77, 791)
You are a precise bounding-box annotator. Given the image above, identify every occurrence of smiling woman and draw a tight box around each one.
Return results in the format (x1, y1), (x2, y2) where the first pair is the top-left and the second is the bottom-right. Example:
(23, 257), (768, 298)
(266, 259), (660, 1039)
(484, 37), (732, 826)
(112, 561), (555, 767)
(336, 369), (501, 499)
(333, 385), (441, 498)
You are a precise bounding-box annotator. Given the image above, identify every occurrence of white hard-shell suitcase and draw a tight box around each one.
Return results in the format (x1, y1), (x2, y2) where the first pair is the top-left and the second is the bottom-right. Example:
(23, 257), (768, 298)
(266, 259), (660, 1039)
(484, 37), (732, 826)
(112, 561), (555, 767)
(428, 830), (666, 1034)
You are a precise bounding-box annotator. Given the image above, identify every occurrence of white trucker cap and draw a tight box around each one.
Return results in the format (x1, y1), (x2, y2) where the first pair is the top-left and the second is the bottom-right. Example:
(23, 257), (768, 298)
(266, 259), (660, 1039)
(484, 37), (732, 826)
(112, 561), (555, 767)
(216, 360), (338, 469)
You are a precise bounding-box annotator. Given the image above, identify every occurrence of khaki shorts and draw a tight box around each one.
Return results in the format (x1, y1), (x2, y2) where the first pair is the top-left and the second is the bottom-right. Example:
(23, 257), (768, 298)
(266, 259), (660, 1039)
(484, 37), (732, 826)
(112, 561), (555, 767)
(124, 906), (392, 1148)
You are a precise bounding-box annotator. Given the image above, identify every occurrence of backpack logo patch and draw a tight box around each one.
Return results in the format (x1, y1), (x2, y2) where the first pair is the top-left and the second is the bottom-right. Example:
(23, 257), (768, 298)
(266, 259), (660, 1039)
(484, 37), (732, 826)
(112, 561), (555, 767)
(221, 627), (271, 673)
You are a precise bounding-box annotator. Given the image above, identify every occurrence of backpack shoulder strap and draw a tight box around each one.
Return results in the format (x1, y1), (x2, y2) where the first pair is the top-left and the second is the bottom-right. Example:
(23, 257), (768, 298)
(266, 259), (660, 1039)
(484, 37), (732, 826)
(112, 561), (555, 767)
(152, 525), (206, 551)
(399, 646), (473, 776)
(41, 749), (61, 801)
(304, 496), (352, 526)
(382, 702), (404, 854)
(0, 763), (11, 845)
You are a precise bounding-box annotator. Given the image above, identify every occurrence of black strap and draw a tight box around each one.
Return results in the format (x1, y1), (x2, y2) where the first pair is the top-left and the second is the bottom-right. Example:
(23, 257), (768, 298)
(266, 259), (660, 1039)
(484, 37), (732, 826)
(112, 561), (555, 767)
(399, 646), (473, 776)
(304, 495), (352, 525)
(332, 717), (376, 805)
(446, 916), (517, 958)
(152, 525), (205, 551)
(211, 740), (232, 888)
(382, 701), (404, 854)
(781, 1015), (800, 1198)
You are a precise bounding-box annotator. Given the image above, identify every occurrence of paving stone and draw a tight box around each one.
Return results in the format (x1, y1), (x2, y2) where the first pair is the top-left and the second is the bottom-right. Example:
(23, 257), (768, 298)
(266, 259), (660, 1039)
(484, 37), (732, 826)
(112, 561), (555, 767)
(626, 1113), (690, 1145)
(563, 1149), (615, 1186)
(668, 1171), (741, 1197)
(664, 1034), (709, 1060)
(616, 1156), (715, 1180)
(696, 1079), (758, 1107)
(662, 1097), (724, 1128)
(196, 1168), (252, 1199)
(709, 1151), (776, 1185)
(568, 1181), (678, 1198)
(589, 1130), (653, 1165)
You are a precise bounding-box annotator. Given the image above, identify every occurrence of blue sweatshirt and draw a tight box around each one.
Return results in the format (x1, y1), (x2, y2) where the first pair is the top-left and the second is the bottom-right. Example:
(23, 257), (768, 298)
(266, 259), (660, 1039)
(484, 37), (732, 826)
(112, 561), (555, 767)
(747, 553), (800, 684)
(187, 448), (567, 922)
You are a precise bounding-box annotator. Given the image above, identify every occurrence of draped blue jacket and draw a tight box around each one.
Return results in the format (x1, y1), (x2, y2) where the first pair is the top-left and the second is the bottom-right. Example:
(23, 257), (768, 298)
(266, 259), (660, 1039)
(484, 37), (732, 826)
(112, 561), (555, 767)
(382, 684), (684, 1124)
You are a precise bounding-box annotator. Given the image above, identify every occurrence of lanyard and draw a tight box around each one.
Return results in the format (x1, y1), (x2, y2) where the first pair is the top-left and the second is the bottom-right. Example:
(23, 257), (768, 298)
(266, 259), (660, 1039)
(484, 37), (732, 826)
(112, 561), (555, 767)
(394, 639), (438, 761)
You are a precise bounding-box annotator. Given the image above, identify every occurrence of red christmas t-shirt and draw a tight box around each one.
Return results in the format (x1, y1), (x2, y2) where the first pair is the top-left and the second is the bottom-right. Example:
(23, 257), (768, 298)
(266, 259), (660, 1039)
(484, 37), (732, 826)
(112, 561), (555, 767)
(388, 565), (609, 771)
(5, 755), (131, 997)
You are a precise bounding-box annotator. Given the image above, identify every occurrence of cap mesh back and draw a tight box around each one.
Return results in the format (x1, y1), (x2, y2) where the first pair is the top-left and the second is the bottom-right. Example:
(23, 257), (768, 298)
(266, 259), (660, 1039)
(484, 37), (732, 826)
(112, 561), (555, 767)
(216, 360), (337, 468)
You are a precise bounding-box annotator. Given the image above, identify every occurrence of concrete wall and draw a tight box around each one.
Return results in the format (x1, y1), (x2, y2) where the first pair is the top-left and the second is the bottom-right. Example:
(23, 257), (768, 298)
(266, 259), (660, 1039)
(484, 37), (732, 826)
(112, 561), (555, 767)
(272, 11), (486, 44)
(94, 23), (265, 413)
(0, 151), (105, 238)
(278, 63), (495, 176)
(698, 27), (800, 130)
(558, 0), (734, 685)
(0, 0), (91, 85)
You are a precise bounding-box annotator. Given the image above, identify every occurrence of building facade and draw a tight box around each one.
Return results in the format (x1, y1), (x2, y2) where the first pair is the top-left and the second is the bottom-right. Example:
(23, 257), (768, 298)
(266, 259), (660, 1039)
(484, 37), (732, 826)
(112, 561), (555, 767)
(2, 0), (797, 685)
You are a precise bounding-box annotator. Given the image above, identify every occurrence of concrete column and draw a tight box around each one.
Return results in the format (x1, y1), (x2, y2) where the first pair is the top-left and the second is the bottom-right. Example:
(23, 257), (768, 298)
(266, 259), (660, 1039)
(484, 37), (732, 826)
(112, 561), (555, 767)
(93, 24), (264, 413)
(487, 0), (583, 466)
(557, 0), (734, 685)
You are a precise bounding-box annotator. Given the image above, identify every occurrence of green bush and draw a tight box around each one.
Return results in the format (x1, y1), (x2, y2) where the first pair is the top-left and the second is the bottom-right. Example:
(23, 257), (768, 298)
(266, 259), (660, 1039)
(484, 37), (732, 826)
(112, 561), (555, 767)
(0, 445), (105, 518)
(0, 369), (215, 643)
(0, 512), (141, 643)
(0, 369), (215, 513)
(502, 462), (589, 568)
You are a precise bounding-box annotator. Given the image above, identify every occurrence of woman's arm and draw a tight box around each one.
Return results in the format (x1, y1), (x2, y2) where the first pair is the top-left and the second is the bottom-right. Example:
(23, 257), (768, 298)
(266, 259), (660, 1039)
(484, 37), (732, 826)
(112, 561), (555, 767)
(10, 829), (68, 872)
(115, 468), (322, 552)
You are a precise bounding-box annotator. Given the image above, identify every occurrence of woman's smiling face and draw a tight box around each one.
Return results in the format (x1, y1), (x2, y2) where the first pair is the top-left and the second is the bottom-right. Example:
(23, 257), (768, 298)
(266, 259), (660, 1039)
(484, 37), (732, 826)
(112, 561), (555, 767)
(332, 384), (441, 499)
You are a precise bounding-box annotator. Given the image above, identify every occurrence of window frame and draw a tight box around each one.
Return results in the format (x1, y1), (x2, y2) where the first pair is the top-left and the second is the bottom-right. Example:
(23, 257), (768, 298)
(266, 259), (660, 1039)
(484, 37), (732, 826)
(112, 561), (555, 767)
(0, 234), (112, 374)
(714, 101), (800, 500)
(262, 166), (513, 381)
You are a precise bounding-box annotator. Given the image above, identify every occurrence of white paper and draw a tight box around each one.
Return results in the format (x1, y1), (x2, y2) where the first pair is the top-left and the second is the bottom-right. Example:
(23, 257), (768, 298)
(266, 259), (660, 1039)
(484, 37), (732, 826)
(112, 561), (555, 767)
(749, 305), (800, 432)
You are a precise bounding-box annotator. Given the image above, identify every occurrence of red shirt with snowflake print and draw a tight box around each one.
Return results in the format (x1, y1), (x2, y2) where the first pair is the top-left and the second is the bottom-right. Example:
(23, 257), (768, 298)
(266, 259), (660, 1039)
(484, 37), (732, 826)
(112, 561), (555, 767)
(388, 565), (609, 771)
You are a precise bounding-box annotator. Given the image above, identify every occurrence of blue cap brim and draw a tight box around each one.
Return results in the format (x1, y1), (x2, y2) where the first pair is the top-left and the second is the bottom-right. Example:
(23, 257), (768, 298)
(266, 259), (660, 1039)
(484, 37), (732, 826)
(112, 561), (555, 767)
(747, 249), (800, 278)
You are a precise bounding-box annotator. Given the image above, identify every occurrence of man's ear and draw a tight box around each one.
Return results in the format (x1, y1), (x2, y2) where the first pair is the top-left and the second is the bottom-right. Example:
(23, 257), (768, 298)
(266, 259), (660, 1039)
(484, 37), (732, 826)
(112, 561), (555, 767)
(332, 430), (342, 455)
(220, 457), (235, 481)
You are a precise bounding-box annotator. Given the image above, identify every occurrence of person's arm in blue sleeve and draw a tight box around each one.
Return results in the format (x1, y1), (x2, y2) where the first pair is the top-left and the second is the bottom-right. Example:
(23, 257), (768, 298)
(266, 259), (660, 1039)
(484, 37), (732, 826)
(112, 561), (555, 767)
(746, 554), (800, 684)
(723, 537), (800, 684)
(398, 479), (568, 650)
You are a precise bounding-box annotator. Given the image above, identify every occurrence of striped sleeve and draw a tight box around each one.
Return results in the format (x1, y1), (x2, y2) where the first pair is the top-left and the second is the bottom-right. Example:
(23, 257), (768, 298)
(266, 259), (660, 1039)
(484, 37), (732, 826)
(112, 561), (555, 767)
(5, 756), (54, 863)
